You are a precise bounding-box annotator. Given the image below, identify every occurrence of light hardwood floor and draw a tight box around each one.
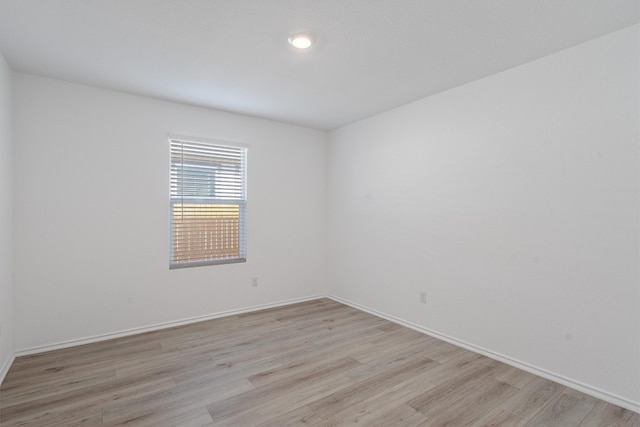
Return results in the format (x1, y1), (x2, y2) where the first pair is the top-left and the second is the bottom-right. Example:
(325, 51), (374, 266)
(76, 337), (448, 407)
(0, 298), (637, 426)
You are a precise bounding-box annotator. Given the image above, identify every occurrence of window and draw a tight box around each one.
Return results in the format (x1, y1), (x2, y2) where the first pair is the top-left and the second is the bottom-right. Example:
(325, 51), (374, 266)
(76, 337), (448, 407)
(169, 136), (247, 268)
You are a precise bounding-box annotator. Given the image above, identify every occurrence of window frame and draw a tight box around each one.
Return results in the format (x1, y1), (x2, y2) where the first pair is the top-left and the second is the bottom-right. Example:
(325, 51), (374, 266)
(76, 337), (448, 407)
(168, 134), (248, 269)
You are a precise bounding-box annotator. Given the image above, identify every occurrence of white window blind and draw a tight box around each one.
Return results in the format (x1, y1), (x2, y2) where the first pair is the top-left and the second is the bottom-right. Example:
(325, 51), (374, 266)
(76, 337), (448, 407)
(169, 136), (247, 268)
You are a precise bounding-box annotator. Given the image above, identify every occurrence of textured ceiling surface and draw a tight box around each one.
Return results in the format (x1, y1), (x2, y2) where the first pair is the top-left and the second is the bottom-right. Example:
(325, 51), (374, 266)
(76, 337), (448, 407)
(0, 0), (637, 130)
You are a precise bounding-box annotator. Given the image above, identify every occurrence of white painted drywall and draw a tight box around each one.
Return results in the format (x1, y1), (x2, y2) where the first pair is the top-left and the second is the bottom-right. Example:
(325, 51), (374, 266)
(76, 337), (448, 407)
(0, 51), (13, 380)
(328, 25), (639, 406)
(12, 74), (327, 351)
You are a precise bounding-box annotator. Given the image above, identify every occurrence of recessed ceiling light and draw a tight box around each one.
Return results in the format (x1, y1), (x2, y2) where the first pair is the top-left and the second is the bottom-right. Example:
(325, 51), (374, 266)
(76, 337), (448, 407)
(288, 34), (312, 49)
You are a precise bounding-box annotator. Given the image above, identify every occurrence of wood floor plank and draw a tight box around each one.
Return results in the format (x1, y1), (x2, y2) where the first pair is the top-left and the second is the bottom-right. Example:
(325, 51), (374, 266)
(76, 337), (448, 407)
(422, 378), (518, 426)
(0, 298), (635, 426)
(206, 357), (360, 423)
(522, 392), (596, 426)
(2, 375), (177, 425)
(143, 407), (214, 427)
(0, 409), (104, 427)
(577, 400), (639, 427)
(0, 369), (116, 409)
(343, 340), (438, 382)
(102, 376), (253, 425)
(500, 375), (566, 420)
(172, 355), (282, 387)
(256, 405), (325, 427)
(353, 403), (425, 427)
(273, 335), (376, 366)
(309, 357), (438, 419)
(324, 365), (454, 426)
(495, 366), (537, 389)
(470, 408), (527, 427)
(211, 373), (354, 426)
(104, 401), (215, 427)
(407, 360), (504, 413)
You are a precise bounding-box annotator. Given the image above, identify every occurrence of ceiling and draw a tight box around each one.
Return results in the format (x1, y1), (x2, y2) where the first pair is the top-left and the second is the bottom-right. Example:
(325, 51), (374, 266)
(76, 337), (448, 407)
(0, 1), (637, 130)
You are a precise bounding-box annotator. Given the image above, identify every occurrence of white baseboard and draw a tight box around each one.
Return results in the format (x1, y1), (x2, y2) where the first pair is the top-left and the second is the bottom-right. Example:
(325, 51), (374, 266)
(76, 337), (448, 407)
(15, 295), (324, 357)
(0, 353), (15, 386)
(328, 294), (640, 414)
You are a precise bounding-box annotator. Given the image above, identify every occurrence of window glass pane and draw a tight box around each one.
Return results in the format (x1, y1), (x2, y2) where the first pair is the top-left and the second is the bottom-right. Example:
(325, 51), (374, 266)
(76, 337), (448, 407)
(169, 137), (247, 268)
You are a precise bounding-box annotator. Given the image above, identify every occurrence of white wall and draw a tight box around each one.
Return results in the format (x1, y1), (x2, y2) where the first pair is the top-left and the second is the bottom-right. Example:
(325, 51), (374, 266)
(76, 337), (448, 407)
(328, 25), (639, 408)
(0, 51), (13, 381)
(13, 74), (327, 351)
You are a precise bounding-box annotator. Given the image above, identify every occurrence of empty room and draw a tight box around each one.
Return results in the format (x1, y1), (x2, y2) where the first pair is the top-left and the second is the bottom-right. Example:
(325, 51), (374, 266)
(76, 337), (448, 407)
(0, 1), (638, 426)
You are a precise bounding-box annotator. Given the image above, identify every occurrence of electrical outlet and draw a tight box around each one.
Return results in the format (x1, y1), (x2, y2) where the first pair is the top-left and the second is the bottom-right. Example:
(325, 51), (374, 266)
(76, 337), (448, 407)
(251, 277), (258, 287)
(419, 291), (427, 304)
